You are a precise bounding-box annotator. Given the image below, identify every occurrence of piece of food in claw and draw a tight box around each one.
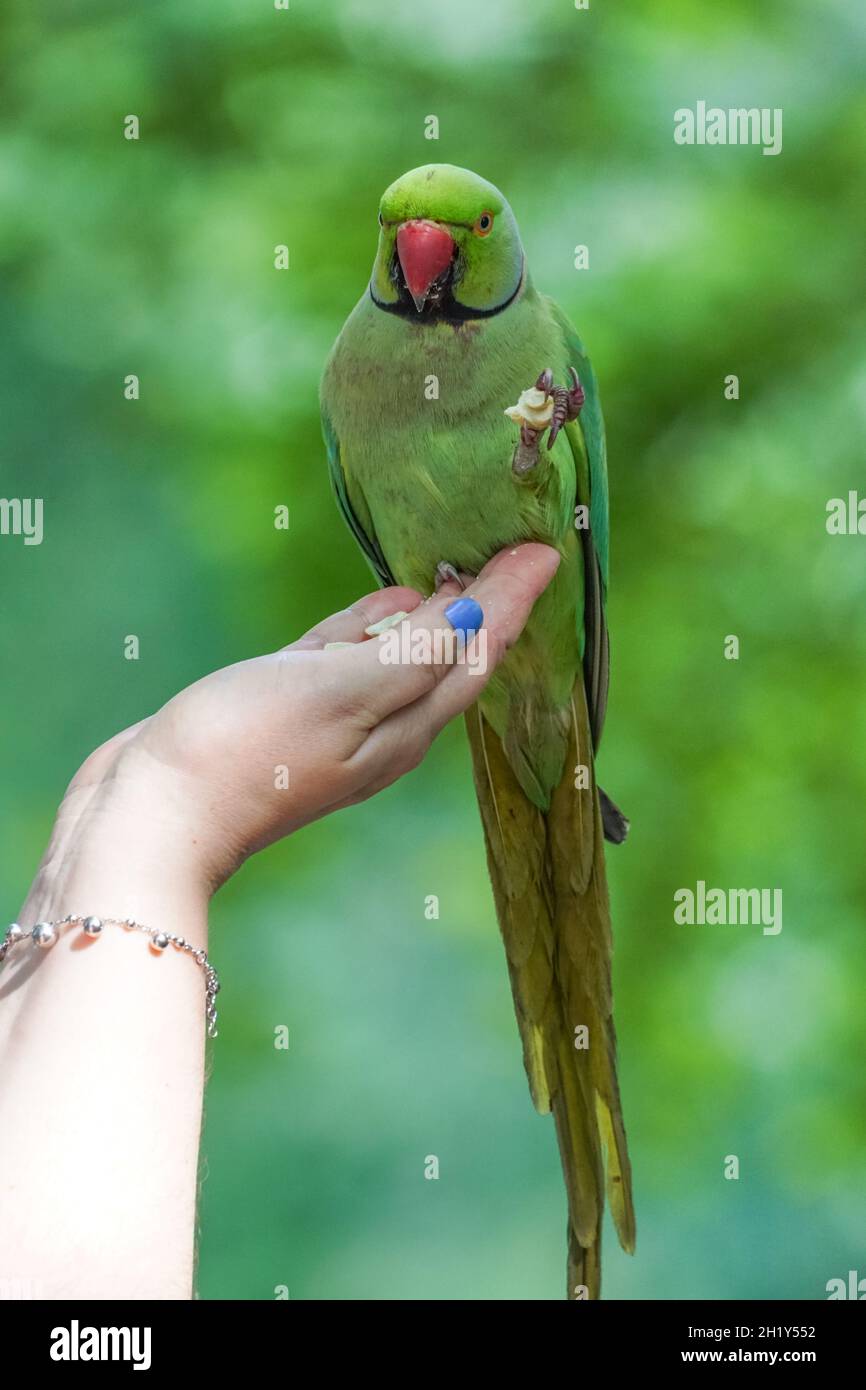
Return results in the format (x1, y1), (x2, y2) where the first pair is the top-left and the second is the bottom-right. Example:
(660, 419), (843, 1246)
(504, 386), (554, 432)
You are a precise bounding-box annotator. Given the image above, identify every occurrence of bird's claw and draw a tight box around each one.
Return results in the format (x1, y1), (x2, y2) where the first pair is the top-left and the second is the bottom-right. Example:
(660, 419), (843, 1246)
(434, 561), (466, 592)
(506, 367), (585, 474)
(536, 366), (585, 449)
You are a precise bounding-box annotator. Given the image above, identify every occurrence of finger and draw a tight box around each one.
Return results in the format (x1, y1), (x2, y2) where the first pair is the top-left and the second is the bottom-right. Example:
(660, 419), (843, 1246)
(335, 543), (561, 728)
(354, 550), (561, 776)
(408, 560), (559, 735)
(286, 586), (424, 651)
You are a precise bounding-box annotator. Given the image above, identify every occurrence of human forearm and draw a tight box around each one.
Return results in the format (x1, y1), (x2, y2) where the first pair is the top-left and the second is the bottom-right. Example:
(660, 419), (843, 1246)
(0, 545), (560, 1301)
(0, 770), (210, 1300)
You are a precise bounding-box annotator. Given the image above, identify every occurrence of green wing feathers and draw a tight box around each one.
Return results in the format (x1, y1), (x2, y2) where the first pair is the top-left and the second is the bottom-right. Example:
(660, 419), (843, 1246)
(547, 298), (610, 590)
(551, 301), (612, 755)
(321, 405), (395, 588)
(464, 674), (634, 1299)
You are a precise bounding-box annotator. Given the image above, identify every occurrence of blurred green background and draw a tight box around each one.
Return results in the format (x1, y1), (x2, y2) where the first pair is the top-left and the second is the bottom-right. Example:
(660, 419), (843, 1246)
(2, 0), (865, 1299)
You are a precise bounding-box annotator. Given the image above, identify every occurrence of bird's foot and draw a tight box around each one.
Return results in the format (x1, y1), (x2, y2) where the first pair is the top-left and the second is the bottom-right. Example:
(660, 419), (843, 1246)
(434, 561), (466, 592)
(599, 786), (630, 844)
(511, 421), (546, 477)
(505, 367), (586, 474)
(535, 367), (586, 448)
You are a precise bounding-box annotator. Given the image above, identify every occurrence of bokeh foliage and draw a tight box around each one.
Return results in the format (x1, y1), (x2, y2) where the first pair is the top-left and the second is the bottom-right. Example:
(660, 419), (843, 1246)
(1, 0), (864, 1298)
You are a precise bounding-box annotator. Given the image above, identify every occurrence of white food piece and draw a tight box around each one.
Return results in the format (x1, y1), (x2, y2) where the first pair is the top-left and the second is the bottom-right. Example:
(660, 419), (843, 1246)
(364, 610), (411, 636)
(503, 386), (554, 432)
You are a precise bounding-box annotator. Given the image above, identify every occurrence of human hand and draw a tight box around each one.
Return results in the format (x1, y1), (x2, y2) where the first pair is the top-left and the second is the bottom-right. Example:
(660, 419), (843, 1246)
(4, 541), (559, 1299)
(40, 543), (560, 904)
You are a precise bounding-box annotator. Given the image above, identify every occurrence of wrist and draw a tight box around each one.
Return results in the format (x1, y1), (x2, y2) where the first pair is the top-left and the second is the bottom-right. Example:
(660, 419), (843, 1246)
(19, 746), (213, 938)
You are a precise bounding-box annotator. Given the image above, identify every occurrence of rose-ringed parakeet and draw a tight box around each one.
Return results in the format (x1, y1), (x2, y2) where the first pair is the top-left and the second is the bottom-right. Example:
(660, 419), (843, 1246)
(320, 163), (634, 1299)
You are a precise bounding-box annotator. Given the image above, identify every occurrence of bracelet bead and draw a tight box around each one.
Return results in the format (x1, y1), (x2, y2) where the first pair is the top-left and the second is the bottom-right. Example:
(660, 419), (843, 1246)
(2, 914), (219, 1038)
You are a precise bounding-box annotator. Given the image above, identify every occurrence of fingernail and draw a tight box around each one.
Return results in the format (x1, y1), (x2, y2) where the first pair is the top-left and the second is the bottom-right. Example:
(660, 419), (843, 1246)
(444, 596), (484, 639)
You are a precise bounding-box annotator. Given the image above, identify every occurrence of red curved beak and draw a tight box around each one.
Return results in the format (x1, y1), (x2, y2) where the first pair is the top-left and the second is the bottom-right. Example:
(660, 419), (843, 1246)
(396, 219), (455, 311)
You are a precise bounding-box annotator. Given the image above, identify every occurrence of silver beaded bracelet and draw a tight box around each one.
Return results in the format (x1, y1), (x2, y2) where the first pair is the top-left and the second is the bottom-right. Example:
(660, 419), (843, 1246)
(0, 914), (220, 1038)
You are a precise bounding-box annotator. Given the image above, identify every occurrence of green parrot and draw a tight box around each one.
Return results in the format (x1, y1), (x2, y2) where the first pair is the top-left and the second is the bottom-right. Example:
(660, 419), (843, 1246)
(320, 163), (634, 1299)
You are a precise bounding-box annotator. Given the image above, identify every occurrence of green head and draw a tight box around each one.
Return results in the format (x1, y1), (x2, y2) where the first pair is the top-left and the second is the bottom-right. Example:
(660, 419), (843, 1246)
(369, 164), (526, 323)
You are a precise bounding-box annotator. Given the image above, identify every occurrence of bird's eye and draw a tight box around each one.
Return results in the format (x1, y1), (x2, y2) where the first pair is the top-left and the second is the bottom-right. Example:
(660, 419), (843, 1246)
(378, 211), (384, 227)
(474, 211), (494, 236)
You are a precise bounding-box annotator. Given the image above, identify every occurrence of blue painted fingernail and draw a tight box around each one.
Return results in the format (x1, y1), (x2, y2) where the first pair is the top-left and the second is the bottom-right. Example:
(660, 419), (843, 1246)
(444, 596), (484, 639)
